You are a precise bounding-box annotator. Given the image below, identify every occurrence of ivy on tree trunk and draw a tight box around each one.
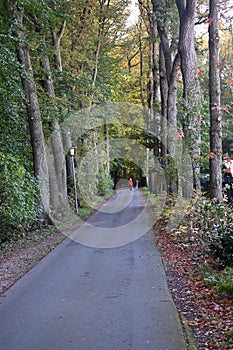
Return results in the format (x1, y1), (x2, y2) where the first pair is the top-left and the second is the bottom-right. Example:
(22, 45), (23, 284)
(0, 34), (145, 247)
(4, 2), (51, 220)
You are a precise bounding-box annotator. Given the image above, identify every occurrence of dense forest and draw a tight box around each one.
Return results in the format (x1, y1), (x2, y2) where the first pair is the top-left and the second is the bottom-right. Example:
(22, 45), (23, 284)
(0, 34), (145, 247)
(0, 0), (233, 260)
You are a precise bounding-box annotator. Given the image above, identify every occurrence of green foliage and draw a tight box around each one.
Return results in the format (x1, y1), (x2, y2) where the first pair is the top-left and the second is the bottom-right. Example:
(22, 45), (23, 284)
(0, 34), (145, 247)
(202, 266), (233, 297)
(0, 152), (39, 240)
(218, 280), (233, 296)
(76, 131), (114, 204)
(209, 208), (233, 267)
(178, 196), (233, 267)
(0, 10), (33, 163)
(177, 92), (210, 165)
(162, 155), (178, 183)
(97, 171), (114, 196)
(198, 199), (233, 267)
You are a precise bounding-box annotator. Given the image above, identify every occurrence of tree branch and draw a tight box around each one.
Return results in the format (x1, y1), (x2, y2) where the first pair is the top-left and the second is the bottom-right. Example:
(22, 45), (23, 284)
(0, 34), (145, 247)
(57, 21), (66, 43)
(175, 0), (186, 17)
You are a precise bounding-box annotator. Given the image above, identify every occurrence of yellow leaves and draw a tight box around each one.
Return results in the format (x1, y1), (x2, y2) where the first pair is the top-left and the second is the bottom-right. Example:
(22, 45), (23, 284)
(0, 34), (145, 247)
(205, 150), (222, 159)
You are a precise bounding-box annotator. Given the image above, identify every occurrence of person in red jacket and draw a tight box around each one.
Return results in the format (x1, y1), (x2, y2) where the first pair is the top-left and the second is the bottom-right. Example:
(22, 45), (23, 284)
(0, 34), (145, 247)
(128, 178), (133, 191)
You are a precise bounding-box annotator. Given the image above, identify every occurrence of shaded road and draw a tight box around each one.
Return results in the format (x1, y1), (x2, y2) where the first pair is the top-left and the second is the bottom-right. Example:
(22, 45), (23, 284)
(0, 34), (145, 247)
(0, 190), (186, 350)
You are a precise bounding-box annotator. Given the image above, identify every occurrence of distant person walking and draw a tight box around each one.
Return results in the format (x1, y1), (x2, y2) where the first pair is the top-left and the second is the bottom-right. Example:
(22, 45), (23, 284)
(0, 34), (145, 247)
(128, 178), (133, 191)
(135, 179), (139, 190)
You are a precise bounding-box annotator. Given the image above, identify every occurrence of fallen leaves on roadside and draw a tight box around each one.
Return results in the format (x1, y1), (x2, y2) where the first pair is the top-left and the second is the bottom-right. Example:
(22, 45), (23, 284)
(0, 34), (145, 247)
(154, 218), (233, 350)
(0, 230), (64, 295)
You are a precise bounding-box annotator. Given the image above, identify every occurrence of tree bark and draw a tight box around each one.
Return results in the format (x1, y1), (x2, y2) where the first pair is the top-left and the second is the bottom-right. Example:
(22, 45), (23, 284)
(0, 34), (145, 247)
(92, 0), (111, 93)
(151, 0), (179, 157)
(138, 19), (146, 107)
(141, 1), (160, 113)
(167, 53), (180, 155)
(5, 3), (50, 219)
(209, 0), (222, 201)
(176, 0), (198, 98)
(40, 50), (67, 204)
(48, 20), (74, 204)
(105, 121), (110, 175)
(62, 130), (73, 187)
(159, 44), (168, 158)
(176, 0), (201, 191)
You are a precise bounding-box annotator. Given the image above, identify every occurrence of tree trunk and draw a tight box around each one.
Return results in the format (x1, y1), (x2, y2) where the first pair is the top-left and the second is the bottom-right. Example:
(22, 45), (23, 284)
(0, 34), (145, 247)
(176, 0), (201, 191)
(159, 44), (168, 158)
(167, 53), (180, 156)
(105, 121), (110, 175)
(62, 130), (73, 188)
(138, 19), (146, 107)
(41, 51), (67, 203)
(176, 0), (198, 98)
(209, 0), (222, 201)
(50, 21), (74, 205)
(91, 0), (110, 97)
(144, 2), (160, 113)
(151, 3), (179, 152)
(151, 0), (180, 193)
(5, 4), (50, 219)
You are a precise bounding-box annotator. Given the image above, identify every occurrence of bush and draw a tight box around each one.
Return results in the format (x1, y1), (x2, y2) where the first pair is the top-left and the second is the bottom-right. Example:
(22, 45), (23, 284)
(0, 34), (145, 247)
(209, 209), (233, 267)
(173, 195), (233, 267)
(218, 280), (233, 296)
(98, 171), (114, 197)
(0, 152), (39, 240)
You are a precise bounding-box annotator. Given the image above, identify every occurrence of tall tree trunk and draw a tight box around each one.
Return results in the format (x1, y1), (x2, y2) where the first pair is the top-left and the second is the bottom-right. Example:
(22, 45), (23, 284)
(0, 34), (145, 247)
(50, 20), (75, 202)
(176, 0), (198, 98)
(138, 0), (159, 111)
(138, 19), (146, 107)
(147, 10), (160, 138)
(152, 0), (179, 168)
(91, 0), (110, 97)
(159, 45), (168, 158)
(5, 3), (50, 219)
(105, 121), (110, 175)
(167, 53), (180, 156)
(89, 1), (111, 187)
(209, 0), (222, 201)
(62, 130), (73, 188)
(166, 52), (180, 193)
(41, 50), (67, 204)
(176, 0), (201, 191)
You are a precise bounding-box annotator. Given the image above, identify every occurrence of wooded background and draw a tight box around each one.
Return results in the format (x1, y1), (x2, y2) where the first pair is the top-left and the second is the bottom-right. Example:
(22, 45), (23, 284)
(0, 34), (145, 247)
(1, 0), (233, 237)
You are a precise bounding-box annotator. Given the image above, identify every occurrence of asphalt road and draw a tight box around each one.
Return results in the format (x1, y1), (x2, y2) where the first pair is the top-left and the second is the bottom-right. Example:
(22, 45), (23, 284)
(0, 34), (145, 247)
(0, 189), (186, 350)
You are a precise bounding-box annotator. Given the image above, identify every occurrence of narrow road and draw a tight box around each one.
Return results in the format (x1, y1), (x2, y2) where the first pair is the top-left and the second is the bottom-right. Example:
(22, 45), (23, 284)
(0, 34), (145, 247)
(0, 190), (186, 350)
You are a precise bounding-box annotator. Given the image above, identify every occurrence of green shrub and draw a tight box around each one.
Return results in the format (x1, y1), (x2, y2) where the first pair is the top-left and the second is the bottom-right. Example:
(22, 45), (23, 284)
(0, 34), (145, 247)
(209, 208), (233, 267)
(202, 266), (233, 297)
(97, 171), (114, 197)
(217, 267), (233, 296)
(218, 280), (233, 296)
(174, 196), (233, 267)
(0, 152), (39, 240)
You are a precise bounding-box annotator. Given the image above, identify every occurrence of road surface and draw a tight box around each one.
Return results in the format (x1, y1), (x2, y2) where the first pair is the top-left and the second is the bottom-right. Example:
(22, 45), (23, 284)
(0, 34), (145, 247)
(0, 189), (186, 350)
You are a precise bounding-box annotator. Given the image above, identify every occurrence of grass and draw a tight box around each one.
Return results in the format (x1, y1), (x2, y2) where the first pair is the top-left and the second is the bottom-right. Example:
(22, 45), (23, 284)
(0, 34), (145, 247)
(218, 280), (233, 295)
(201, 266), (233, 298)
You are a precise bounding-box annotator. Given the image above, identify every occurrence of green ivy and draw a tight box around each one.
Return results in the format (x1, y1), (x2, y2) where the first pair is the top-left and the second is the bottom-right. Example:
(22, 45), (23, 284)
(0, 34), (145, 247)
(0, 152), (39, 240)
